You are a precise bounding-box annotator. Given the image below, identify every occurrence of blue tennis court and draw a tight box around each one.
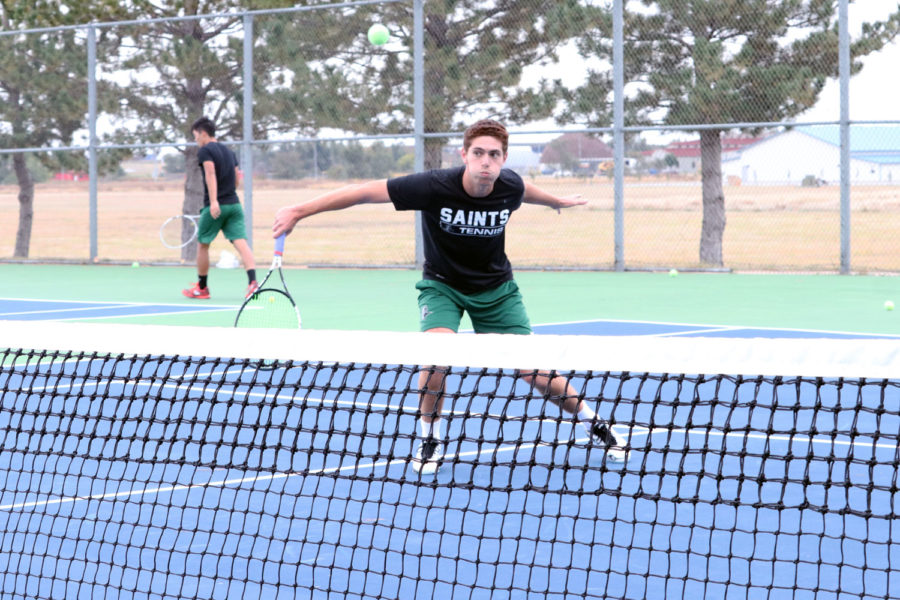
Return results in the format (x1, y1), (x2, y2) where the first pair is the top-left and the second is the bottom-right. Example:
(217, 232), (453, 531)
(1, 327), (897, 600)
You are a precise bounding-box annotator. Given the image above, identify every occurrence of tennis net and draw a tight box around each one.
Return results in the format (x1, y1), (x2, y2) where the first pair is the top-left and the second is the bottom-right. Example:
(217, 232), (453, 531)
(1, 320), (899, 600)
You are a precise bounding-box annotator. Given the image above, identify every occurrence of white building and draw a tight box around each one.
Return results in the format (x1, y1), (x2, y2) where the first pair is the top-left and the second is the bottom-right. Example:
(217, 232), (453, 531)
(723, 125), (900, 185)
(504, 144), (543, 176)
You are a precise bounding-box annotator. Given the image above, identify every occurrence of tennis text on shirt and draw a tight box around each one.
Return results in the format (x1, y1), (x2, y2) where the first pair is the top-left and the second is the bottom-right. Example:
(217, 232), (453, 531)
(439, 207), (510, 236)
(386, 165), (525, 294)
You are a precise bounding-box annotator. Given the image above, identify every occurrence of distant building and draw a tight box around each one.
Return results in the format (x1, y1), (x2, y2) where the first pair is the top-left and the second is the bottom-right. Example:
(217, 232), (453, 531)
(504, 144), (544, 176)
(53, 171), (89, 182)
(540, 133), (613, 175)
(722, 125), (900, 184)
(663, 136), (762, 174)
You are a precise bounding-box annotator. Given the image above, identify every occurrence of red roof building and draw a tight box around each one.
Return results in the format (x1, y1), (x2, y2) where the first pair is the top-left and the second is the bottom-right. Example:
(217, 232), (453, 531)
(663, 136), (763, 173)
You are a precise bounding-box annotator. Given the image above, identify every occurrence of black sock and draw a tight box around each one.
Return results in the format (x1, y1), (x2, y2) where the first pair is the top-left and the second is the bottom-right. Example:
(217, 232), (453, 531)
(247, 269), (256, 283)
(199, 275), (208, 289)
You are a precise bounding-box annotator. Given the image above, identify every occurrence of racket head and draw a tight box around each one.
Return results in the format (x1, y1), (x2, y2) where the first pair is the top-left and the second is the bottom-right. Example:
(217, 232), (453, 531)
(160, 215), (199, 249)
(234, 288), (302, 329)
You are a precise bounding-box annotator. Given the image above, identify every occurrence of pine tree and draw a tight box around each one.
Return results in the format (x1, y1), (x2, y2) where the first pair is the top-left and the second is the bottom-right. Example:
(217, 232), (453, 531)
(103, 1), (593, 258)
(357, 0), (593, 169)
(568, 0), (899, 266)
(0, 1), (127, 257)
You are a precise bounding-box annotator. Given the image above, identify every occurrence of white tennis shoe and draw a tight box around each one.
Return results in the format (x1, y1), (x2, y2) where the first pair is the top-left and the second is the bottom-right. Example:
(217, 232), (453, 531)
(412, 437), (443, 475)
(589, 422), (629, 463)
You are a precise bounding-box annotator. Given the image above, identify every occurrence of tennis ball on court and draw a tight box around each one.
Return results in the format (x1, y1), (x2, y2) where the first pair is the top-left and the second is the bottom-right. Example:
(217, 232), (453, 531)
(268, 296), (275, 304)
(367, 23), (390, 46)
(669, 268), (678, 277)
(885, 300), (894, 311)
(131, 261), (140, 268)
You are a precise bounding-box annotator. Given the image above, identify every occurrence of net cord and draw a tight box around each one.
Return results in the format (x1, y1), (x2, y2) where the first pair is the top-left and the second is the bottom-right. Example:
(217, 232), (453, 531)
(2, 320), (899, 378)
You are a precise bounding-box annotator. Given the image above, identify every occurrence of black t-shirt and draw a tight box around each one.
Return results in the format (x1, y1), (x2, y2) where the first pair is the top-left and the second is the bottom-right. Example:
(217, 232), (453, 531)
(387, 166), (525, 294)
(197, 142), (239, 206)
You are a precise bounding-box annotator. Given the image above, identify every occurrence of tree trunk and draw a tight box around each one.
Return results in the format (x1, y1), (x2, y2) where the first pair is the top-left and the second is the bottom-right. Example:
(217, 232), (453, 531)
(699, 129), (725, 266)
(181, 145), (204, 262)
(424, 139), (443, 170)
(13, 153), (34, 258)
(181, 19), (206, 263)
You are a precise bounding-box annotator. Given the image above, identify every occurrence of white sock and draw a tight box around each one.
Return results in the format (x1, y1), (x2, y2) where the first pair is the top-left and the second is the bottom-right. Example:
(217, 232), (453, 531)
(577, 404), (596, 434)
(420, 418), (441, 440)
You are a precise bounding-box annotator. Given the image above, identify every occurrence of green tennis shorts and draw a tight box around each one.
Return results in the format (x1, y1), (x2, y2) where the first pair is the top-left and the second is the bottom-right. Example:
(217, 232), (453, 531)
(415, 279), (532, 334)
(197, 203), (247, 244)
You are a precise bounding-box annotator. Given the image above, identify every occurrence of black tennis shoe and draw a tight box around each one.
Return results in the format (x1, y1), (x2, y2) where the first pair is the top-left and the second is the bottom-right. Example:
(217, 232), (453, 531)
(590, 423), (628, 462)
(413, 437), (442, 475)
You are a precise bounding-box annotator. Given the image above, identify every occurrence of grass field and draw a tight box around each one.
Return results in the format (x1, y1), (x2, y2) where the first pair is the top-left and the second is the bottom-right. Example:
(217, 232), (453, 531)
(1, 177), (899, 272)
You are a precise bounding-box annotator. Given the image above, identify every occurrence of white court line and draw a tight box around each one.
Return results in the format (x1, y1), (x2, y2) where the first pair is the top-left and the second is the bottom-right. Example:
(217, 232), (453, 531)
(68, 306), (238, 321)
(534, 317), (900, 339)
(654, 326), (742, 337)
(0, 297), (234, 308)
(0, 433), (548, 513)
(6, 420), (890, 514)
(8, 362), (894, 453)
(0, 306), (236, 321)
(2, 364), (895, 513)
(623, 425), (897, 451)
(0, 305), (136, 317)
(0, 297), (236, 320)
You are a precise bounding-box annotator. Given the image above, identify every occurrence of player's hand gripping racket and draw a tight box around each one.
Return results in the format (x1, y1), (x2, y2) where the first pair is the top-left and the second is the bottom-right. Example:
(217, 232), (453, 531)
(234, 234), (302, 329)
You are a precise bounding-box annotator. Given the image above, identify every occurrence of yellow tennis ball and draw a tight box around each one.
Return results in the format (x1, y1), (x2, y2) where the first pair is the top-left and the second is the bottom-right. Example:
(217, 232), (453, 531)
(885, 300), (894, 311)
(268, 296), (275, 303)
(669, 268), (678, 277)
(367, 23), (389, 46)
(131, 261), (140, 268)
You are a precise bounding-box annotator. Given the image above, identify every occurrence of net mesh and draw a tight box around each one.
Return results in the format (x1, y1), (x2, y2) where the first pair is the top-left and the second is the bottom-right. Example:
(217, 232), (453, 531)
(0, 321), (898, 599)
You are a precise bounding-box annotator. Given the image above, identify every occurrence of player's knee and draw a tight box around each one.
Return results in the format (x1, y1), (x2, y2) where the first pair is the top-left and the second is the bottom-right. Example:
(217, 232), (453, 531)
(517, 369), (541, 385)
(420, 366), (449, 388)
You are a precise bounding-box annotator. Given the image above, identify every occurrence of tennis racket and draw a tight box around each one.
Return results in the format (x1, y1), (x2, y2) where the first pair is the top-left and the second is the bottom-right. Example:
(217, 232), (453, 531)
(234, 234), (302, 329)
(160, 214), (200, 249)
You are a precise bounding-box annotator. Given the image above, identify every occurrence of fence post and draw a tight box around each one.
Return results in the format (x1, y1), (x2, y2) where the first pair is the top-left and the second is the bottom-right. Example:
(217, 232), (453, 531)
(839, 0), (850, 274)
(88, 25), (98, 261)
(243, 13), (255, 249)
(413, 0), (425, 268)
(613, 0), (625, 271)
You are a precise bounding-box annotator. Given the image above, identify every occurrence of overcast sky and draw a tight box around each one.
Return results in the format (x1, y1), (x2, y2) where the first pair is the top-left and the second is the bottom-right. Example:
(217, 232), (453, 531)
(513, 1), (898, 143)
(804, 0), (899, 122)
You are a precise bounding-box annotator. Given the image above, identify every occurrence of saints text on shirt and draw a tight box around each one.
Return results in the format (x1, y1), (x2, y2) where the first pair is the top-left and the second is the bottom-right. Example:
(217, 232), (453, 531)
(439, 207), (510, 237)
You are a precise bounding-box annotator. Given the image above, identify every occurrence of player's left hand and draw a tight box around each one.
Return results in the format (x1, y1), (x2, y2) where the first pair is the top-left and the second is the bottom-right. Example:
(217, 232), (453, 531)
(556, 195), (587, 213)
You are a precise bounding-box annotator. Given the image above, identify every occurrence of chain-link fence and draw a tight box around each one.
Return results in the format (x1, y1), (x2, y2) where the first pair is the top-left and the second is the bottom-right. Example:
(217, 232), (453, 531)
(0, 0), (897, 272)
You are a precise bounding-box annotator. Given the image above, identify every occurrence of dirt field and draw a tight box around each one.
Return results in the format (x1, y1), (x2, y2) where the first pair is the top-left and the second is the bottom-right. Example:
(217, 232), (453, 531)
(2, 177), (899, 272)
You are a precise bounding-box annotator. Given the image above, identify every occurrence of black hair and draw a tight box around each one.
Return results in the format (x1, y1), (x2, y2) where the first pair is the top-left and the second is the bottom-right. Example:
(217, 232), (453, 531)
(191, 116), (215, 137)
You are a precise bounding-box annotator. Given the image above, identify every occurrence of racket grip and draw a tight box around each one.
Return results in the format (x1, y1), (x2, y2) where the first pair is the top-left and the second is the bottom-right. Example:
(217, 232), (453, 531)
(274, 234), (286, 256)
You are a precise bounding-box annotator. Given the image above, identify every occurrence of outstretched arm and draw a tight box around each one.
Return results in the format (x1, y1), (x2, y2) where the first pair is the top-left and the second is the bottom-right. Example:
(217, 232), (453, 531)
(522, 181), (587, 213)
(273, 179), (391, 237)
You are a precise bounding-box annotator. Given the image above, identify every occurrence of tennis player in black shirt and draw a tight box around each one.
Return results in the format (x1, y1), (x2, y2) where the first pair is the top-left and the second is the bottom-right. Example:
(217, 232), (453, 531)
(273, 119), (627, 474)
(182, 117), (258, 300)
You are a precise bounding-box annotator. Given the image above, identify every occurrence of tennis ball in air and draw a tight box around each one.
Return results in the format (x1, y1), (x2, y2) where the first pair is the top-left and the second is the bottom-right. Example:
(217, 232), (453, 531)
(131, 261), (140, 268)
(268, 296), (275, 304)
(669, 268), (678, 277)
(367, 23), (390, 46)
(885, 300), (895, 311)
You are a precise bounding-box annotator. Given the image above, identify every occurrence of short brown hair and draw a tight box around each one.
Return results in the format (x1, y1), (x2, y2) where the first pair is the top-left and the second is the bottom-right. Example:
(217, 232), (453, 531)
(463, 119), (508, 154)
